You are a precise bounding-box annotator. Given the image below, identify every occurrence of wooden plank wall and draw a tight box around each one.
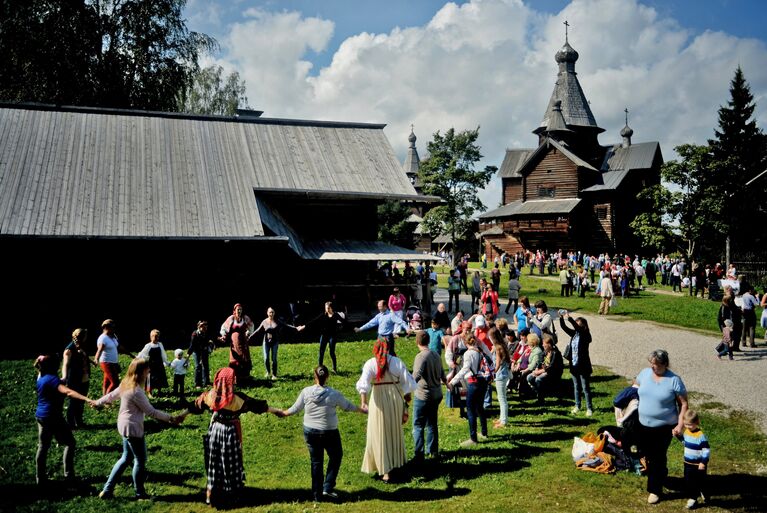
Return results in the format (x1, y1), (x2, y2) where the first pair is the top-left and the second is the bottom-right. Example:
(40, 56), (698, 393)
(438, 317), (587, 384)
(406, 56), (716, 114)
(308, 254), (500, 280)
(524, 149), (579, 199)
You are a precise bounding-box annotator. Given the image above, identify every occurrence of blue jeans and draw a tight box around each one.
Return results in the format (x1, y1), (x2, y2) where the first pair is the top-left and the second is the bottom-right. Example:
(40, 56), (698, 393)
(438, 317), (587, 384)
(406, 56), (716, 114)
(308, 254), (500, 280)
(318, 335), (337, 371)
(263, 340), (279, 375)
(495, 372), (510, 424)
(571, 372), (592, 410)
(194, 352), (210, 387)
(303, 428), (342, 499)
(103, 436), (147, 495)
(466, 380), (488, 442)
(412, 397), (441, 458)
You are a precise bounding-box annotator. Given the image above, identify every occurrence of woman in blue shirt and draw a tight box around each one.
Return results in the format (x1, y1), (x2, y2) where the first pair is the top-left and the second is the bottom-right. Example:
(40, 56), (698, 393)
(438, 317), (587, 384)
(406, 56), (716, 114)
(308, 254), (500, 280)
(514, 296), (531, 334)
(636, 349), (689, 505)
(35, 354), (94, 485)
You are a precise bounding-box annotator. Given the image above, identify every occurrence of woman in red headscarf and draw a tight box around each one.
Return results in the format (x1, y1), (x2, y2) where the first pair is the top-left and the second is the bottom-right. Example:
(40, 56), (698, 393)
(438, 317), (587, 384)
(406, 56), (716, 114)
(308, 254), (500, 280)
(182, 367), (282, 507)
(355, 338), (417, 483)
(219, 304), (255, 383)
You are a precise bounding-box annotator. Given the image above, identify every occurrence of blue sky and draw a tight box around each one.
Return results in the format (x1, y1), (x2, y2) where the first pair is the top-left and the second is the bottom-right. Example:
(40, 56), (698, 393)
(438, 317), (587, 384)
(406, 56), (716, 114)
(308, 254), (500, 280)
(184, 0), (767, 207)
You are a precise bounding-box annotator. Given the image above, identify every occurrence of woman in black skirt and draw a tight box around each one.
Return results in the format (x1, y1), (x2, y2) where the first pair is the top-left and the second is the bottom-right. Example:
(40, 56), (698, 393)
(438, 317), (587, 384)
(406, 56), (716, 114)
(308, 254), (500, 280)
(183, 367), (282, 506)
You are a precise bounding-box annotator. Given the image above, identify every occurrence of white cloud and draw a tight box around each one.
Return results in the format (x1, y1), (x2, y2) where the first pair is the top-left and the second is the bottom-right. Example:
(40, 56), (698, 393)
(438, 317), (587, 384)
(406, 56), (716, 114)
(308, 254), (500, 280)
(212, 0), (767, 210)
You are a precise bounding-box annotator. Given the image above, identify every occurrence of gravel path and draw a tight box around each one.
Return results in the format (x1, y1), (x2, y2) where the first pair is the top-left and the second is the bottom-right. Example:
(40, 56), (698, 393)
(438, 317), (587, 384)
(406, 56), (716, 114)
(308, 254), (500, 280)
(433, 288), (767, 434)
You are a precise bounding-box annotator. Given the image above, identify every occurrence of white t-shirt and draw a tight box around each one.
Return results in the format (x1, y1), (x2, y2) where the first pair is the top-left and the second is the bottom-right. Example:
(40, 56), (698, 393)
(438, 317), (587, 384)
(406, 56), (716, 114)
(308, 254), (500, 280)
(170, 358), (188, 375)
(97, 334), (119, 364)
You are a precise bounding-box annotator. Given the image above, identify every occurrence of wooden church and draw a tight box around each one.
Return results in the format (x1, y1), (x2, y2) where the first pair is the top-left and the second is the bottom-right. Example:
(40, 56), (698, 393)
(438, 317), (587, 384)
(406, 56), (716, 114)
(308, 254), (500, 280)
(479, 35), (663, 257)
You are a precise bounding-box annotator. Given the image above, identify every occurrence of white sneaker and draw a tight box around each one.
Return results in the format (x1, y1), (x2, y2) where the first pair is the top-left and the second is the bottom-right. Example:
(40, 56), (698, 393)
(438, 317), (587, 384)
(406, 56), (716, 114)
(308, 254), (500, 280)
(264, 372), (270, 378)
(570, 406), (580, 415)
(477, 433), (488, 442)
(647, 493), (660, 504)
(686, 498), (696, 509)
(585, 409), (593, 417)
(460, 439), (478, 448)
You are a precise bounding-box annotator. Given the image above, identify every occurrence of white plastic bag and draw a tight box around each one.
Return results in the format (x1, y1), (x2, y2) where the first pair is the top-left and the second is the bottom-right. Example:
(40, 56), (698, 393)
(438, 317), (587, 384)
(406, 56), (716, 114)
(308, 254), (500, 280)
(609, 296), (618, 308)
(572, 436), (595, 462)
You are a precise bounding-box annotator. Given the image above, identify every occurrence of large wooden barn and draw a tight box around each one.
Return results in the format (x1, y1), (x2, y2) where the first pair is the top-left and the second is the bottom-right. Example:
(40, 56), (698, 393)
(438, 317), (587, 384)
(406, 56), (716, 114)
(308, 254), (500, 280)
(0, 103), (434, 356)
(479, 38), (663, 257)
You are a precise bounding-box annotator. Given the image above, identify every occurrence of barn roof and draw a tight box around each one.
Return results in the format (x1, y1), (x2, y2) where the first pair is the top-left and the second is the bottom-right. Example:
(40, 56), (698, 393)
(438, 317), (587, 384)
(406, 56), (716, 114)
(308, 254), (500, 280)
(479, 198), (581, 219)
(0, 103), (418, 239)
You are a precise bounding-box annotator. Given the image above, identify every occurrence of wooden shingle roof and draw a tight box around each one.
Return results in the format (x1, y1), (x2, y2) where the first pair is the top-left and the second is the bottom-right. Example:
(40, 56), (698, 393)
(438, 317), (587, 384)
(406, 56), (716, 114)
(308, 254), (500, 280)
(0, 104), (417, 239)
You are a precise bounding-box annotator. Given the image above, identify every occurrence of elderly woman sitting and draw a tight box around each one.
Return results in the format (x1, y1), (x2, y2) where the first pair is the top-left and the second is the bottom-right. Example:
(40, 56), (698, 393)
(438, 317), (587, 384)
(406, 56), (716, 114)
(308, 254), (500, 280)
(526, 334), (564, 402)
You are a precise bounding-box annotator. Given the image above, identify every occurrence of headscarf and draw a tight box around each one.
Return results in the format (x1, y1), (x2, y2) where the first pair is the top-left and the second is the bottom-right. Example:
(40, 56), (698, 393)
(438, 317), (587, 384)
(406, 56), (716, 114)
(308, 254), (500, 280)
(209, 367), (235, 411)
(373, 337), (389, 381)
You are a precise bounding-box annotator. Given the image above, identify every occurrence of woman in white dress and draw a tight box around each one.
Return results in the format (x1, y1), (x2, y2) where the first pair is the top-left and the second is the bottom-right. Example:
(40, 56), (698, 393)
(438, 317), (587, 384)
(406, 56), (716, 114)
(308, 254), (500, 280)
(355, 338), (417, 483)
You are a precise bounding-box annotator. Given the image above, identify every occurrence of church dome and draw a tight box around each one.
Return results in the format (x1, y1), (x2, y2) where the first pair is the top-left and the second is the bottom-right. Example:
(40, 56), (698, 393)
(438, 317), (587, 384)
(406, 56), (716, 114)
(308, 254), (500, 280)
(555, 41), (579, 64)
(620, 124), (634, 138)
(408, 129), (417, 145)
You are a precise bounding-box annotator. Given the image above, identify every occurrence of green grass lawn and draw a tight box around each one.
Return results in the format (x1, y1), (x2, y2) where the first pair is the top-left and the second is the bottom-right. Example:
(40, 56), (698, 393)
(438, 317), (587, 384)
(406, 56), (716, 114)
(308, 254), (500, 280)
(438, 263), (765, 338)
(2, 336), (766, 512)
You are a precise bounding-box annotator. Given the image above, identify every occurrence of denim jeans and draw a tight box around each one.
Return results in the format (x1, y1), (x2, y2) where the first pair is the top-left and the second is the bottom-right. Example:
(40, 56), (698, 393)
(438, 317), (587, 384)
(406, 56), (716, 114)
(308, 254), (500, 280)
(466, 380), (488, 442)
(103, 436), (147, 495)
(303, 427), (342, 499)
(495, 372), (510, 424)
(263, 340), (279, 375)
(318, 335), (337, 371)
(36, 416), (76, 483)
(194, 351), (210, 387)
(412, 397), (441, 458)
(571, 372), (592, 410)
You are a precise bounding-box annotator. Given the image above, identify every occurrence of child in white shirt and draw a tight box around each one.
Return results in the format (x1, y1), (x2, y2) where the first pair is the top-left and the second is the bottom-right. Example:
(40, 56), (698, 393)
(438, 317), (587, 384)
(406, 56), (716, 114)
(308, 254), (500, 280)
(170, 349), (189, 401)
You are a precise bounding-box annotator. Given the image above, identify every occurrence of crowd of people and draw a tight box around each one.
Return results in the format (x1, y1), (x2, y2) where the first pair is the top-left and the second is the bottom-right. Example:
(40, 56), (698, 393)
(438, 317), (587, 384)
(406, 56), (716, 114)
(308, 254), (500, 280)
(34, 246), (763, 508)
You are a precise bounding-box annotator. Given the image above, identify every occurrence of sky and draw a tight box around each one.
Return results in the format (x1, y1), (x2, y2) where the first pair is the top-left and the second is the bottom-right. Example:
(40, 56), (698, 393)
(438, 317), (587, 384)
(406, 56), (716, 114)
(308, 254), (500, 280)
(184, 0), (767, 209)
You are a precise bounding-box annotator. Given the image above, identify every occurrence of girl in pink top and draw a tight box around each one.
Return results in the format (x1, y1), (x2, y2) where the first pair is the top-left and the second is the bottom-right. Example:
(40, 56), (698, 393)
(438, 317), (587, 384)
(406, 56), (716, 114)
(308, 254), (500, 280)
(95, 358), (183, 500)
(388, 287), (407, 332)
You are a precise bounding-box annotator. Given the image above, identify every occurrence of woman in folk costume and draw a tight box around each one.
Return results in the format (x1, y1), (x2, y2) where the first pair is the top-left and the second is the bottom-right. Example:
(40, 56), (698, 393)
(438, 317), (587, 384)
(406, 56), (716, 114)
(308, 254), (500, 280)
(355, 338), (417, 483)
(219, 304), (255, 383)
(183, 367), (282, 507)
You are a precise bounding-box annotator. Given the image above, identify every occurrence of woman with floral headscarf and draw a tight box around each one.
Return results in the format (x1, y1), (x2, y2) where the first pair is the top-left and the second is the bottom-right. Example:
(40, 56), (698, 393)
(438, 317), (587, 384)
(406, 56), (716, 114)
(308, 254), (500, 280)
(355, 338), (417, 483)
(182, 367), (282, 506)
(219, 304), (255, 383)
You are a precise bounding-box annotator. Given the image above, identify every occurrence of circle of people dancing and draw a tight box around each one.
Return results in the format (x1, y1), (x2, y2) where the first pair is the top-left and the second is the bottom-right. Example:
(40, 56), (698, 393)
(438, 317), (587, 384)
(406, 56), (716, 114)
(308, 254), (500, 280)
(34, 289), (708, 508)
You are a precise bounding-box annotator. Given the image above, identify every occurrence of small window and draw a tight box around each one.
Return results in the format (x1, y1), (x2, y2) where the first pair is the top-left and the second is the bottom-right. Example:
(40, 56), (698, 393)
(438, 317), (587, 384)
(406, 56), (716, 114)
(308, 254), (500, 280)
(547, 169), (553, 173)
(595, 207), (608, 220)
(537, 186), (556, 198)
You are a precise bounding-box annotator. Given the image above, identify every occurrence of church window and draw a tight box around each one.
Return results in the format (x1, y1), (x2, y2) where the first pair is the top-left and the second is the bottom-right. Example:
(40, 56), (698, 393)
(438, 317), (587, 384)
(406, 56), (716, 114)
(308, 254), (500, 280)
(537, 186), (556, 198)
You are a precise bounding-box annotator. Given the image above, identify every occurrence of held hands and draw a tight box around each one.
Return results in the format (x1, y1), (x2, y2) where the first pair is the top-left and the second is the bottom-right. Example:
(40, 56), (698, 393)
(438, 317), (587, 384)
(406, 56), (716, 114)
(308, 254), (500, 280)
(354, 327), (361, 333)
(358, 405), (368, 414)
(296, 325), (306, 332)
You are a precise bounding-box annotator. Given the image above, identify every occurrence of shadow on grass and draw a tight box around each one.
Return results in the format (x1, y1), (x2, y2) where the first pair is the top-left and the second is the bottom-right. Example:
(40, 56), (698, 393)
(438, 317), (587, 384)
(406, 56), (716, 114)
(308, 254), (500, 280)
(660, 473), (767, 512)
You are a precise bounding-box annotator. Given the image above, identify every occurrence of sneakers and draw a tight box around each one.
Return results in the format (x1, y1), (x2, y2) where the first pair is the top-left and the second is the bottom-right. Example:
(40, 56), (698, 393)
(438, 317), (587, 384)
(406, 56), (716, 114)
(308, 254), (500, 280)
(270, 374), (277, 381)
(686, 498), (697, 509)
(460, 439), (478, 448)
(647, 493), (660, 504)
(264, 372), (270, 378)
(322, 490), (339, 501)
(570, 406), (580, 415)
(477, 433), (488, 441)
(585, 409), (593, 417)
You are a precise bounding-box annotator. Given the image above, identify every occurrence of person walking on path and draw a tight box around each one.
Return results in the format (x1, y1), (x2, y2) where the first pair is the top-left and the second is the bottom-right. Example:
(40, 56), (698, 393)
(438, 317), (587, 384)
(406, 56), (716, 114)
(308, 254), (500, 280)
(447, 271), (462, 314)
(740, 285), (759, 348)
(505, 272), (521, 315)
(411, 331), (447, 463)
(278, 365), (366, 503)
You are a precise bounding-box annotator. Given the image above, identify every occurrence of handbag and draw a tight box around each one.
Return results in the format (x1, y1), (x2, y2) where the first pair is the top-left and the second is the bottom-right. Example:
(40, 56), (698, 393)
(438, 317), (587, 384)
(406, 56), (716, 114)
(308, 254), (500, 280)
(563, 342), (572, 361)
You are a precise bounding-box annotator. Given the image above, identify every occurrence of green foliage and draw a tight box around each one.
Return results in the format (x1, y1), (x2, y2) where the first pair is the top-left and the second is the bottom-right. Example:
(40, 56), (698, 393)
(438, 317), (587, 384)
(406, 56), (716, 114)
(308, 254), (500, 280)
(377, 200), (415, 248)
(419, 127), (496, 260)
(708, 67), (767, 248)
(632, 144), (724, 258)
(178, 65), (249, 116)
(0, 0), (216, 111)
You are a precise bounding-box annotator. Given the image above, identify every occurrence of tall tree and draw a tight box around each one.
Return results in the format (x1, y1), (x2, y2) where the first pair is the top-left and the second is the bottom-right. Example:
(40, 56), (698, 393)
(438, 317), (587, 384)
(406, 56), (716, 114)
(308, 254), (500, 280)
(178, 65), (249, 115)
(708, 67), (767, 252)
(418, 127), (496, 263)
(631, 144), (724, 258)
(0, 0), (216, 111)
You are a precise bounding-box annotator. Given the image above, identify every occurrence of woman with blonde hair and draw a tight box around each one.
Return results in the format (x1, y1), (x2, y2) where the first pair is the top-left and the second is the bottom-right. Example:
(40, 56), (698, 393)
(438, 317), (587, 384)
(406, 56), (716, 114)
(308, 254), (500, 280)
(62, 328), (94, 428)
(95, 358), (183, 500)
(449, 334), (491, 447)
(489, 327), (511, 428)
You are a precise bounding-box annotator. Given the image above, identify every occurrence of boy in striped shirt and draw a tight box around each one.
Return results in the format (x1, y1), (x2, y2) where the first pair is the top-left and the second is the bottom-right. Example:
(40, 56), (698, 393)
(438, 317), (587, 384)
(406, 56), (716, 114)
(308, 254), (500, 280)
(683, 410), (710, 509)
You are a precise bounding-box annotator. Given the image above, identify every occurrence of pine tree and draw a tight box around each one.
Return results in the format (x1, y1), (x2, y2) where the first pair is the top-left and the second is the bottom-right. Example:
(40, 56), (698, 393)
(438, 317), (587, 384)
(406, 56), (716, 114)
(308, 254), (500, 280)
(708, 67), (767, 253)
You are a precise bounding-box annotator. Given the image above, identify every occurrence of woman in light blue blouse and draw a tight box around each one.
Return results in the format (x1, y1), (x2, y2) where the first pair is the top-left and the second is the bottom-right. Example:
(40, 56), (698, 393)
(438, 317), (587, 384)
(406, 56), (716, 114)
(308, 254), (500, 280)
(636, 349), (689, 505)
